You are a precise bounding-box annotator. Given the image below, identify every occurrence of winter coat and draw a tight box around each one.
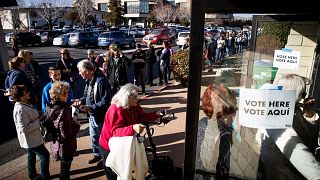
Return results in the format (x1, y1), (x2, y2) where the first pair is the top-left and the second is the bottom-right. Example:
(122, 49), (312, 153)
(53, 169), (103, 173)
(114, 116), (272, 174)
(5, 69), (35, 103)
(49, 101), (80, 160)
(105, 56), (130, 95)
(99, 104), (159, 151)
(258, 106), (320, 180)
(56, 58), (78, 82)
(80, 70), (112, 123)
(145, 47), (157, 64)
(131, 49), (146, 69)
(13, 102), (43, 149)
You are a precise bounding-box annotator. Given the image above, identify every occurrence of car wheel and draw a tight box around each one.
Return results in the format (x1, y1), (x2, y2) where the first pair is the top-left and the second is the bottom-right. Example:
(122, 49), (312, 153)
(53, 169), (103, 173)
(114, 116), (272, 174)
(83, 43), (89, 49)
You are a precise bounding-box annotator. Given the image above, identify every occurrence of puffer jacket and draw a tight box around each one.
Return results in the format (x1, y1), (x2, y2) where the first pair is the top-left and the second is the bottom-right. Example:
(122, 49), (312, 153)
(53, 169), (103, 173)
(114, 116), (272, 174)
(49, 101), (80, 160)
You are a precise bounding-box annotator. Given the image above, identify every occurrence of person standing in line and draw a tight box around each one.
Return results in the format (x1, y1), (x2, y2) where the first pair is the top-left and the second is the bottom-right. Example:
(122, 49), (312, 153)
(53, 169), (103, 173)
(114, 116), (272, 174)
(98, 83), (165, 180)
(11, 35), (19, 57)
(49, 81), (80, 180)
(18, 50), (42, 109)
(131, 44), (146, 94)
(104, 47), (131, 96)
(42, 66), (74, 113)
(5, 57), (35, 104)
(11, 85), (50, 180)
(56, 48), (78, 92)
(167, 42), (174, 80)
(145, 42), (157, 86)
(73, 60), (112, 166)
(159, 41), (171, 86)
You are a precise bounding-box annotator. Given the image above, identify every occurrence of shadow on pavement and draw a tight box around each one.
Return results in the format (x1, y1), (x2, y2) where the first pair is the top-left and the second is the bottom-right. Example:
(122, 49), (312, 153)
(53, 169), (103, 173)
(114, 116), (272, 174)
(76, 148), (92, 156)
(50, 165), (104, 179)
(142, 96), (187, 105)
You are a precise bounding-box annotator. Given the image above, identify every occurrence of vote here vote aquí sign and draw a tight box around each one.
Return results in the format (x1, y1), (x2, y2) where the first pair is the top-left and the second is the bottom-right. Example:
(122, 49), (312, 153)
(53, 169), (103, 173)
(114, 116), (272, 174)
(273, 49), (301, 70)
(239, 89), (296, 129)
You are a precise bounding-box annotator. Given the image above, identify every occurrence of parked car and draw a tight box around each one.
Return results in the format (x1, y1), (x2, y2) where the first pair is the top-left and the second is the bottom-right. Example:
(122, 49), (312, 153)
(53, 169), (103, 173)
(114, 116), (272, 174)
(176, 31), (190, 48)
(68, 31), (99, 48)
(16, 32), (41, 46)
(40, 31), (64, 45)
(97, 31), (136, 49)
(53, 33), (71, 47)
(142, 28), (171, 45)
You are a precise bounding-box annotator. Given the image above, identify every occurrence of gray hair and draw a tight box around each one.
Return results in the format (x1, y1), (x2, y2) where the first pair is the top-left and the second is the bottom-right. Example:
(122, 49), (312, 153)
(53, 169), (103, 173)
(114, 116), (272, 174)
(77, 59), (94, 72)
(274, 74), (308, 100)
(111, 83), (139, 108)
(49, 81), (70, 100)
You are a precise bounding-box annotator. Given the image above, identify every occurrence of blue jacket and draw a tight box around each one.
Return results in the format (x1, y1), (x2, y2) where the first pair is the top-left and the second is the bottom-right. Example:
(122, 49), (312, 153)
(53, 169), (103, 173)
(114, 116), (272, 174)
(81, 71), (112, 123)
(41, 81), (74, 112)
(5, 69), (35, 103)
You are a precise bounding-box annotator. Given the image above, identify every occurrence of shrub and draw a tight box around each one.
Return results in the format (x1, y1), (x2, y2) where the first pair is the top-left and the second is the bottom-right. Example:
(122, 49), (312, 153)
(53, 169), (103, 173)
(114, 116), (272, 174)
(170, 50), (189, 85)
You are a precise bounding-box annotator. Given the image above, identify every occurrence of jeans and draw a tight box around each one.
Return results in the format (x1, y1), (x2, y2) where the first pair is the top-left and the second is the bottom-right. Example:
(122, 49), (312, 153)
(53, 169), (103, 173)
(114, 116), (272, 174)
(27, 144), (50, 180)
(59, 156), (73, 180)
(89, 115), (103, 157)
(99, 145), (118, 180)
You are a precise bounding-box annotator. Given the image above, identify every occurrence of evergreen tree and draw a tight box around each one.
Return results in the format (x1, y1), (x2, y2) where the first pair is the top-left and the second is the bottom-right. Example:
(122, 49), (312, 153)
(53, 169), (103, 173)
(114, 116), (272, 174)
(105, 0), (125, 26)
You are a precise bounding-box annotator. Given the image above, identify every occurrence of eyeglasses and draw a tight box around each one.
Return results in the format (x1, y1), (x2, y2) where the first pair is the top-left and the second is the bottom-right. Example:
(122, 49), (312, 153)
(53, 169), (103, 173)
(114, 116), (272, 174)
(61, 53), (68, 55)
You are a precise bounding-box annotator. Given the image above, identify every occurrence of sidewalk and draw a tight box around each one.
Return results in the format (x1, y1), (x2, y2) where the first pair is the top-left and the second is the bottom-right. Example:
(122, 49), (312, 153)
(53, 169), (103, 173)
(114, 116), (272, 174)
(0, 81), (188, 180)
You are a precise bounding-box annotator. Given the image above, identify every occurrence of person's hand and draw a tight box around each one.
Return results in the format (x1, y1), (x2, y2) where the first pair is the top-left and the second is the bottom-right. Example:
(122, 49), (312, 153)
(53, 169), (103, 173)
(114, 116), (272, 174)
(303, 98), (316, 107)
(133, 124), (145, 134)
(303, 98), (316, 118)
(71, 99), (82, 107)
(79, 105), (90, 113)
(156, 110), (166, 117)
(3, 89), (11, 96)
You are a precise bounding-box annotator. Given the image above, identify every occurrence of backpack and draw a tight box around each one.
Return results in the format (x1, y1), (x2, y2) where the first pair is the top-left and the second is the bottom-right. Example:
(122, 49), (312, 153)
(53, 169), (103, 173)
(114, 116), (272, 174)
(39, 106), (60, 143)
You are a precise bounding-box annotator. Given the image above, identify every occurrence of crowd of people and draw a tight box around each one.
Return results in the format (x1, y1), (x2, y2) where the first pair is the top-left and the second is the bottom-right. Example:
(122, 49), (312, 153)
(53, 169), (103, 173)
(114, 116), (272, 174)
(4, 43), (170, 180)
(204, 30), (250, 65)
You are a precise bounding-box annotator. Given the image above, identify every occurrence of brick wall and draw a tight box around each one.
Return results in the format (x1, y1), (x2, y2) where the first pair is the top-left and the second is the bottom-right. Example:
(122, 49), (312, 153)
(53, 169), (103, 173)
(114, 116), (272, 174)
(275, 22), (319, 84)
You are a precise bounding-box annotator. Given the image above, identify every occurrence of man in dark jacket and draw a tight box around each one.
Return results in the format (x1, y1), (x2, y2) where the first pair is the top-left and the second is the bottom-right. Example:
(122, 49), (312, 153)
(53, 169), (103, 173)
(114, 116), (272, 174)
(105, 47), (130, 96)
(145, 42), (157, 86)
(73, 60), (112, 166)
(159, 41), (171, 86)
(131, 44), (146, 94)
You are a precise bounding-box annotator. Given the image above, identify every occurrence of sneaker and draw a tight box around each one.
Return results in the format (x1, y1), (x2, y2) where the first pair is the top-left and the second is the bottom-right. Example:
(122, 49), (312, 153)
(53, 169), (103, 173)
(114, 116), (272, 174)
(88, 155), (102, 164)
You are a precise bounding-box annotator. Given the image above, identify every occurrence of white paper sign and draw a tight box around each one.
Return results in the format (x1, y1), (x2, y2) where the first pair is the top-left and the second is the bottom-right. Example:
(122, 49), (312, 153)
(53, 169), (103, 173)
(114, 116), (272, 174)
(273, 50), (301, 70)
(239, 89), (296, 129)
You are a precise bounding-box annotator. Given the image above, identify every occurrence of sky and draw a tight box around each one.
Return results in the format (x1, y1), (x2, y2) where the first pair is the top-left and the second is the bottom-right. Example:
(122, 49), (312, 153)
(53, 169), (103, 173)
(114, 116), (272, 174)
(22, 0), (72, 7)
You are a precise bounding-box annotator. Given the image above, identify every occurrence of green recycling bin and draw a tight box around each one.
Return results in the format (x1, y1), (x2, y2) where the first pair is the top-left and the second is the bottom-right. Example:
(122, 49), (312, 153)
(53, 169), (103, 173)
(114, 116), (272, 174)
(252, 60), (278, 89)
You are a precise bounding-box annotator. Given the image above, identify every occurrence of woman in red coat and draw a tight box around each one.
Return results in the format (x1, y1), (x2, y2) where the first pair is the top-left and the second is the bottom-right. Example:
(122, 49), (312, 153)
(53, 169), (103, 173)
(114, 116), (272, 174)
(99, 83), (165, 180)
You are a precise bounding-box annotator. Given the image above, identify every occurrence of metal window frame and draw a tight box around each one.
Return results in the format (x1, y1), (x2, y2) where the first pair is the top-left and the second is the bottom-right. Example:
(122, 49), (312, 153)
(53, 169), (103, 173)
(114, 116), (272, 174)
(184, 0), (320, 179)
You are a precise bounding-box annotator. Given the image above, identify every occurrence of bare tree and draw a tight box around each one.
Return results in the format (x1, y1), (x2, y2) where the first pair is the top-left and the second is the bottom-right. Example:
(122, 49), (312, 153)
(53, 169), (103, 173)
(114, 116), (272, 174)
(31, 0), (65, 31)
(177, 5), (190, 24)
(73, 0), (94, 29)
(152, 1), (178, 26)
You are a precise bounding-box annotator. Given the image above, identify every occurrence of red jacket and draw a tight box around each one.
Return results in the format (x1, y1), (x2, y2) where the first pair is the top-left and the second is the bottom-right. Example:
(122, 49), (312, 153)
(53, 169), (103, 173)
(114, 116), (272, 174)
(99, 103), (159, 151)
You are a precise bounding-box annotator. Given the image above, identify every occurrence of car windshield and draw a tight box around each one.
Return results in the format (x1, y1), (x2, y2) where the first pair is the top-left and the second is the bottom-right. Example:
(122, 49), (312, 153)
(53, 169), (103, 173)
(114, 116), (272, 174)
(179, 33), (190, 37)
(150, 29), (162, 34)
(99, 33), (110, 38)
